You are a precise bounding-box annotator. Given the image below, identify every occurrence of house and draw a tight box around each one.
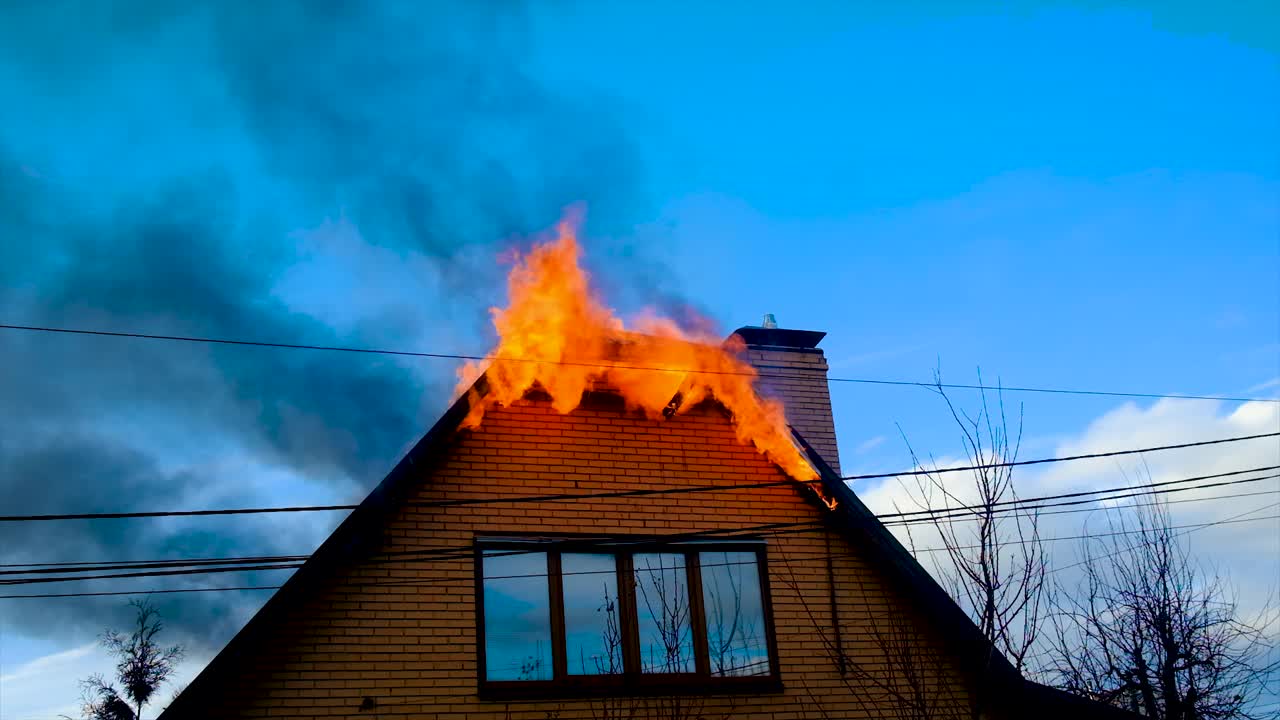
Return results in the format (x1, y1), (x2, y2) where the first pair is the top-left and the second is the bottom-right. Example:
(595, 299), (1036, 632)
(161, 321), (1137, 719)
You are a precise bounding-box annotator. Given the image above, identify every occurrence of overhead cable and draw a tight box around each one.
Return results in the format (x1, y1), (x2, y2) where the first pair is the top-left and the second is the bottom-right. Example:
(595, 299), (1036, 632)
(2, 433), (1274, 523)
(3, 322), (1272, 404)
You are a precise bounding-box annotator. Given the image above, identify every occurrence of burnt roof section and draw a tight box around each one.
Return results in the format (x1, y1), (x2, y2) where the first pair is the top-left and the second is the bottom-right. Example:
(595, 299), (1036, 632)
(732, 325), (826, 349)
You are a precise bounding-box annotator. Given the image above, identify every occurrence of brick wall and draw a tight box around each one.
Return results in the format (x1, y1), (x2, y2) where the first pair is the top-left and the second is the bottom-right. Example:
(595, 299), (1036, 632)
(179, 395), (981, 719)
(745, 346), (842, 475)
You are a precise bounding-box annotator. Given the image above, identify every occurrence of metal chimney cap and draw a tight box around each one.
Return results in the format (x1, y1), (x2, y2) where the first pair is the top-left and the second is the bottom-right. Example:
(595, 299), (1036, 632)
(762, 313), (778, 329)
(731, 325), (827, 349)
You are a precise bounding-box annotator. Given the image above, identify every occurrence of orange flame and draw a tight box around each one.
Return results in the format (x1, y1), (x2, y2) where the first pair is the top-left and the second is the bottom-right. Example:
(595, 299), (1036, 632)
(457, 216), (818, 482)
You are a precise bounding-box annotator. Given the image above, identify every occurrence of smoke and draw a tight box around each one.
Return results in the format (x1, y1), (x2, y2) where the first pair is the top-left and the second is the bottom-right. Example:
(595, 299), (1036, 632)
(0, 0), (650, 652)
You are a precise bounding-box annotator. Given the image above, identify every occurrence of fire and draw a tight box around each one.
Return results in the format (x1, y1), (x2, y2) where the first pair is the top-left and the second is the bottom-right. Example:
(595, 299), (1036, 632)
(456, 216), (819, 482)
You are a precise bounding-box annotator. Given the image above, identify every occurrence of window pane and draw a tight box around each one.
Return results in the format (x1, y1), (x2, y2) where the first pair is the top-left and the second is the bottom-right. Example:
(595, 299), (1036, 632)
(633, 552), (694, 673)
(483, 550), (552, 681)
(562, 553), (622, 675)
(700, 551), (771, 676)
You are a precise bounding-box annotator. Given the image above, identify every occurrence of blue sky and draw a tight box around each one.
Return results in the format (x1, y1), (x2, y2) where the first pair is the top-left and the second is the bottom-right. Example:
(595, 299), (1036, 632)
(1, 1), (1277, 718)
(526, 1), (1279, 465)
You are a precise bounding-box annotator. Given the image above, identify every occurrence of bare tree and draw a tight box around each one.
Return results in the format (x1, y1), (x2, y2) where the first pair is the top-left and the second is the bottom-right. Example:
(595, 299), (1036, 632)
(635, 555), (693, 675)
(80, 600), (184, 720)
(1049, 493), (1277, 719)
(80, 676), (136, 720)
(587, 557), (737, 720)
(633, 555), (704, 720)
(896, 373), (1048, 675)
(585, 584), (624, 676)
(703, 559), (764, 677)
(586, 585), (634, 720)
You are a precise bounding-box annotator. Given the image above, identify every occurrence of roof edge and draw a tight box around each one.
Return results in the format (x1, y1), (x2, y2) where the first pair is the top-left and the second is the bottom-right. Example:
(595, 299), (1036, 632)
(1019, 680), (1145, 719)
(161, 387), (477, 718)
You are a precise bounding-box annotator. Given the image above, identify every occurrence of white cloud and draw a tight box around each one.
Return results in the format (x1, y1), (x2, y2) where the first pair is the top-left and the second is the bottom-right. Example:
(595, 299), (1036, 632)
(1, 643), (102, 720)
(0, 643), (211, 720)
(1246, 377), (1280, 395)
(853, 435), (886, 455)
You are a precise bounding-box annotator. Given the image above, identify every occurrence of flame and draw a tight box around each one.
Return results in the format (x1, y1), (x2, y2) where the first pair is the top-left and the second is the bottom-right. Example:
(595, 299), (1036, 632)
(457, 216), (818, 482)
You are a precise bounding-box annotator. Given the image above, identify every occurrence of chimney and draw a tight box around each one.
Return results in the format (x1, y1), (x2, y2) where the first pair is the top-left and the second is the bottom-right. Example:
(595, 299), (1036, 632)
(732, 316), (842, 475)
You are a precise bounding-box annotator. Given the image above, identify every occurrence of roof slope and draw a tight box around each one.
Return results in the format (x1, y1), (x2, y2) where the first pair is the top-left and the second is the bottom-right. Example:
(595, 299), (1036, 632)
(161, 388), (476, 718)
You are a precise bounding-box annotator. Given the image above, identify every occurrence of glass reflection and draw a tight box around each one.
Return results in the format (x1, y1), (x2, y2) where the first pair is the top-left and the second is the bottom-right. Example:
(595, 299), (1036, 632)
(562, 553), (622, 675)
(633, 552), (693, 673)
(483, 550), (552, 681)
(700, 551), (770, 676)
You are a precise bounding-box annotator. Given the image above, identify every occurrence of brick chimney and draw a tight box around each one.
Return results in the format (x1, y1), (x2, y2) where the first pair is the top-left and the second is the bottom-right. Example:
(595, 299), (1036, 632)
(732, 316), (842, 475)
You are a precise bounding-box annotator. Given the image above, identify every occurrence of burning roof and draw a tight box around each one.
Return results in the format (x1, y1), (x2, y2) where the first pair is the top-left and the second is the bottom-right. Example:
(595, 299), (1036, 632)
(455, 215), (818, 482)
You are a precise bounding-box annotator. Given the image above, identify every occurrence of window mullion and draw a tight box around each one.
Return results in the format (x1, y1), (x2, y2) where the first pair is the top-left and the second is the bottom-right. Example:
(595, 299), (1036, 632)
(617, 553), (642, 676)
(757, 548), (781, 680)
(686, 552), (711, 676)
(548, 551), (567, 680)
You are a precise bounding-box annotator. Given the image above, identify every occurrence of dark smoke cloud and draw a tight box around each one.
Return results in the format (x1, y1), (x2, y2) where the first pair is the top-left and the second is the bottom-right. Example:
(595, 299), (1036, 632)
(0, 0), (651, 653)
(0, 430), (290, 648)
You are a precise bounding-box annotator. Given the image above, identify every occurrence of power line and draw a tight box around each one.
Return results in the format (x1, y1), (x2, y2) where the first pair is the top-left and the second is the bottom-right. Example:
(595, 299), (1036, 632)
(0, 555), (312, 575)
(907, 512), (1280, 554)
(6, 465), (1273, 577)
(876, 465), (1278, 521)
(333, 508), (1280, 592)
(0, 543), (494, 570)
(15, 481), (1264, 584)
(882, 474), (1280, 528)
(0, 584), (282, 600)
(1047, 501), (1280, 576)
(3, 432), (1274, 523)
(3, 322), (1274, 404)
(5, 482), (1277, 588)
(0, 541), (605, 581)
(5, 509), (1277, 600)
(0, 562), (304, 586)
(12, 537), (820, 600)
(825, 376), (1278, 404)
(1, 474), (1273, 598)
(4, 487), (1277, 597)
(0, 544), (495, 582)
(0, 502), (359, 522)
(0, 554), (312, 571)
(0, 543), (1104, 598)
(11, 511), (1276, 572)
(1034, 487), (1278, 518)
(882, 487), (1280, 530)
(0, 549), (829, 600)
(0, 519), (819, 588)
(841, 433), (1280, 483)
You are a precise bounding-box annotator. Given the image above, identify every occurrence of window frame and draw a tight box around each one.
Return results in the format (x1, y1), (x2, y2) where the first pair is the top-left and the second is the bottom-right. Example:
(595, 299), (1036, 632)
(474, 535), (783, 700)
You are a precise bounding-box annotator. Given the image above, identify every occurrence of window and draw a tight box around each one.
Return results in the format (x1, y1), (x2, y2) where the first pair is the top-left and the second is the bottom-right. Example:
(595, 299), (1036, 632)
(476, 539), (780, 697)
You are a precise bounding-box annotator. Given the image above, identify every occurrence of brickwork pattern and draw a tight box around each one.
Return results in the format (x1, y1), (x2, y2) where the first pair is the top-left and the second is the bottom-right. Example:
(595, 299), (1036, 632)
(746, 347), (842, 475)
(180, 397), (979, 719)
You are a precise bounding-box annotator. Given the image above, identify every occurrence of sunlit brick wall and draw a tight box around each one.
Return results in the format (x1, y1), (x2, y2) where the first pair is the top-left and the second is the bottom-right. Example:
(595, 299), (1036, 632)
(177, 396), (981, 719)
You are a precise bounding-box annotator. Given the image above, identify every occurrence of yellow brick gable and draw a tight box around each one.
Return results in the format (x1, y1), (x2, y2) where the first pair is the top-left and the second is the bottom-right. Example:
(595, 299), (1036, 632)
(169, 395), (982, 719)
